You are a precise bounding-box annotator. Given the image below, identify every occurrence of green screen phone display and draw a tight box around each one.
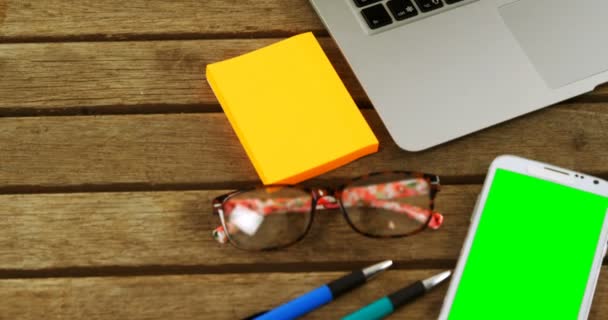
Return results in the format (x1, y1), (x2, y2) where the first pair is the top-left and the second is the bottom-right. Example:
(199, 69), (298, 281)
(449, 169), (608, 319)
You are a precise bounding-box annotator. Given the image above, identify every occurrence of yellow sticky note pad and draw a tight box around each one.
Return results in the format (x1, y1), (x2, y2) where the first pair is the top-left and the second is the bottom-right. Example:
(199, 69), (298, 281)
(206, 32), (378, 185)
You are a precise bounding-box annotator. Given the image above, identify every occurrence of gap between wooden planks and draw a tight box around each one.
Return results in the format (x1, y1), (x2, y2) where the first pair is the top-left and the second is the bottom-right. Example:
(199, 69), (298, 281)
(0, 269), (606, 319)
(0, 39), (607, 114)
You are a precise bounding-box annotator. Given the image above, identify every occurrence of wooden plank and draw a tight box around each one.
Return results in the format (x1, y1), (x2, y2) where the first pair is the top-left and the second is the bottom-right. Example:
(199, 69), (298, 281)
(0, 0), (325, 41)
(0, 40), (606, 113)
(588, 84), (608, 102)
(1, 269), (606, 319)
(0, 38), (364, 112)
(1, 105), (608, 190)
(0, 186), (477, 270)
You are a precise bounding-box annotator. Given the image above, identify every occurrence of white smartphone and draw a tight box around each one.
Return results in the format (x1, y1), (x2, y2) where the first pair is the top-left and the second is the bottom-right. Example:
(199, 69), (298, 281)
(439, 155), (608, 320)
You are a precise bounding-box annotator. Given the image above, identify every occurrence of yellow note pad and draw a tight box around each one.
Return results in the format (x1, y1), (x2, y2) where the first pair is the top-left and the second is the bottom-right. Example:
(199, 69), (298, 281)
(206, 32), (378, 185)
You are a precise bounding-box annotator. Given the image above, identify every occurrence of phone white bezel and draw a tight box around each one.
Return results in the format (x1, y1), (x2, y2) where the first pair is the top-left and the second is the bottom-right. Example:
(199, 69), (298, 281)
(438, 155), (608, 320)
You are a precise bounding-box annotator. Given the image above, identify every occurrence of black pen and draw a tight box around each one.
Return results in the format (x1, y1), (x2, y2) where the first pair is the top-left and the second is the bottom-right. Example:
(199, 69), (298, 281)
(341, 270), (452, 320)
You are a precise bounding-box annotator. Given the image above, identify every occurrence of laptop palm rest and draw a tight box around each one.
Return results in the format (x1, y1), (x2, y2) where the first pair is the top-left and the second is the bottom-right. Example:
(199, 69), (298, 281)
(500, 0), (608, 89)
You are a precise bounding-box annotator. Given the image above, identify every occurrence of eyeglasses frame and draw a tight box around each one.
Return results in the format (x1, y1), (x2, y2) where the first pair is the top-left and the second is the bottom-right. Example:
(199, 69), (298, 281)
(212, 171), (441, 251)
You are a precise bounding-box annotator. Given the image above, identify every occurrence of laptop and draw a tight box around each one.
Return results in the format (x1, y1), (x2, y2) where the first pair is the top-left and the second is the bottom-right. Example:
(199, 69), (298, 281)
(309, 0), (608, 151)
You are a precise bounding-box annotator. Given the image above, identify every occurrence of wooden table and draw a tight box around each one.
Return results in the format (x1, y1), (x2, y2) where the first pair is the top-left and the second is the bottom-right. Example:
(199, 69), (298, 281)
(0, 1), (607, 319)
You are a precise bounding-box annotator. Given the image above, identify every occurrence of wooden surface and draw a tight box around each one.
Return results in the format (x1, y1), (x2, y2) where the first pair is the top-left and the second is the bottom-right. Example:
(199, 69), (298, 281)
(0, 1), (607, 319)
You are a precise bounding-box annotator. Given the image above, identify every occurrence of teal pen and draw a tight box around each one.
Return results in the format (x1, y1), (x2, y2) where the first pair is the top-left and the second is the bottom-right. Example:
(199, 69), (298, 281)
(342, 271), (452, 320)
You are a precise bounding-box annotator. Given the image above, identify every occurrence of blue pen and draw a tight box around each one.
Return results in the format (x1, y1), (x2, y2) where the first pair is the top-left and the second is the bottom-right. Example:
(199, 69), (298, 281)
(342, 270), (452, 320)
(253, 260), (393, 320)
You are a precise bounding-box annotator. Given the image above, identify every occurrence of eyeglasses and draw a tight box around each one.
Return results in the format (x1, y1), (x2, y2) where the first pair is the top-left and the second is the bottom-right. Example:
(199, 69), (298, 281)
(212, 172), (444, 251)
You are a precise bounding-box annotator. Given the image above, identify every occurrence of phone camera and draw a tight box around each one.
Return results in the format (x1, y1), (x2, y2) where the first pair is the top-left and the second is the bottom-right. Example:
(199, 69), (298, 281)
(594, 180), (600, 185)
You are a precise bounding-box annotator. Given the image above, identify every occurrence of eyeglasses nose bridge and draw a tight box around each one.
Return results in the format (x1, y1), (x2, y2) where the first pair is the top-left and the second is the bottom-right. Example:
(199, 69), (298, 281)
(312, 188), (341, 209)
(312, 188), (336, 199)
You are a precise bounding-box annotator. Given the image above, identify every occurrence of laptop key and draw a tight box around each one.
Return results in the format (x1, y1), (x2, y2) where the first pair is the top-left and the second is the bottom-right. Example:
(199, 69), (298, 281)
(387, 0), (419, 21)
(445, 0), (464, 3)
(354, 0), (382, 7)
(361, 4), (393, 29)
(414, 0), (444, 12)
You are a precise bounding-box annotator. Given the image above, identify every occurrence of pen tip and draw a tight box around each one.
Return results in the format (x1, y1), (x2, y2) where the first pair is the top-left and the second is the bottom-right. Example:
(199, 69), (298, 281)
(362, 260), (393, 278)
(422, 270), (452, 290)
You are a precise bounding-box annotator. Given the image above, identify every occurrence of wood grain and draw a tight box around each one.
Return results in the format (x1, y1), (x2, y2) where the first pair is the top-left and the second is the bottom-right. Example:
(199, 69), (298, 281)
(1, 269), (607, 319)
(0, 1), (6, 28)
(0, 39), (606, 113)
(0, 0), (324, 41)
(1, 1), (607, 318)
(0, 39), (363, 112)
(0, 185), (477, 270)
(1, 105), (607, 190)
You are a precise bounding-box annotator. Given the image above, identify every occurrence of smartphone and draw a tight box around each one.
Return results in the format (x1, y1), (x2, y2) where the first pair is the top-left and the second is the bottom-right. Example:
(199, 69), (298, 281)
(439, 155), (608, 320)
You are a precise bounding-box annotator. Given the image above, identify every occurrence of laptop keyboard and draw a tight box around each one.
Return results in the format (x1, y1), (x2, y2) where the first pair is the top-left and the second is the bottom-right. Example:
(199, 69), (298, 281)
(355, 0), (476, 31)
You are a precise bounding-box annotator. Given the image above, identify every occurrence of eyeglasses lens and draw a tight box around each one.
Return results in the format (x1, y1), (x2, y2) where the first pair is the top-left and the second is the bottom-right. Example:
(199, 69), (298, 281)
(341, 174), (432, 236)
(221, 187), (313, 250)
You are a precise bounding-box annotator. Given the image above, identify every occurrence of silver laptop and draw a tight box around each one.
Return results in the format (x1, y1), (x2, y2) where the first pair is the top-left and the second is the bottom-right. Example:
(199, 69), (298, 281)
(309, 0), (608, 151)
